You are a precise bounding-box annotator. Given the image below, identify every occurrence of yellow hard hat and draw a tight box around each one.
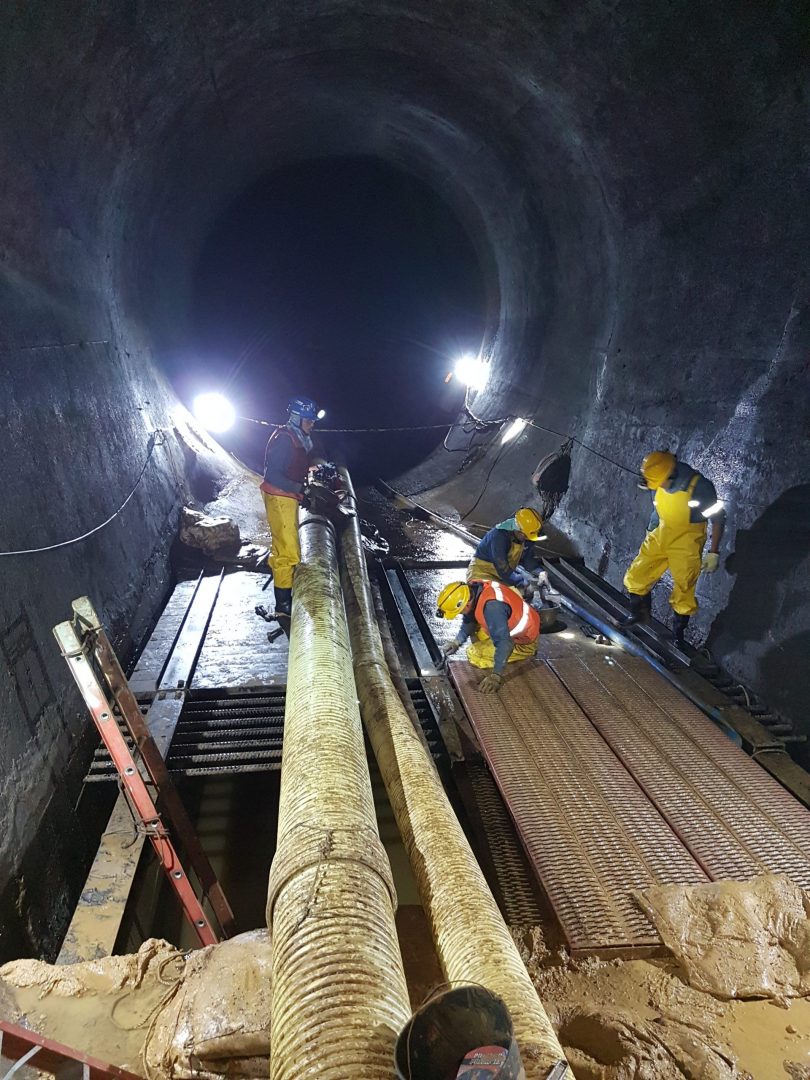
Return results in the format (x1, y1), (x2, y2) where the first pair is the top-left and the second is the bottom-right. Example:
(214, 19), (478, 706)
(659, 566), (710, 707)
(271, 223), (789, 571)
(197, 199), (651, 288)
(436, 582), (471, 619)
(640, 451), (676, 490)
(515, 506), (544, 541)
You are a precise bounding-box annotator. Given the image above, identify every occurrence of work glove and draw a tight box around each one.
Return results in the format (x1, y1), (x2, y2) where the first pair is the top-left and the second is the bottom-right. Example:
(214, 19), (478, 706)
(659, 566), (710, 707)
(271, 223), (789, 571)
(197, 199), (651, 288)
(702, 552), (720, 573)
(441, 640), (461, 657)
(513, 566), (535, 586)
(478, 672), (503, 695)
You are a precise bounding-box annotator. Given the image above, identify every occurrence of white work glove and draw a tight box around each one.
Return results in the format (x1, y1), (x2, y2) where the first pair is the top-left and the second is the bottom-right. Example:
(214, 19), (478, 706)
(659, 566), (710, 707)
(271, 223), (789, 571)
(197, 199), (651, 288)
(441, 640), (462, 657)
(702, 552), (720, 573)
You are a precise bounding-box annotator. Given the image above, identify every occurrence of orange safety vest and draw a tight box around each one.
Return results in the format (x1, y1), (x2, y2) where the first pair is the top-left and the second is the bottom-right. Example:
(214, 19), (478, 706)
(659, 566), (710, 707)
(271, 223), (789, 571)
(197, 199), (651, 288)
(473, 580), (540, 644)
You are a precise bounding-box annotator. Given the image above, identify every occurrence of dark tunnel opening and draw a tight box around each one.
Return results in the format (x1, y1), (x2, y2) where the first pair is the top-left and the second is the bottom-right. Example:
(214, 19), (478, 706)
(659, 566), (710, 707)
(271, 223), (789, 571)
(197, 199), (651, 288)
(175, 156), (488, 482)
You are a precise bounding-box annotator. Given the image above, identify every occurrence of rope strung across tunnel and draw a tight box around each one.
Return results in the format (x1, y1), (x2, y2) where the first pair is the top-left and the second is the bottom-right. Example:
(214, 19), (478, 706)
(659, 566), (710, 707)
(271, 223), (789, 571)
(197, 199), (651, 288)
(238, 409), (639, 474)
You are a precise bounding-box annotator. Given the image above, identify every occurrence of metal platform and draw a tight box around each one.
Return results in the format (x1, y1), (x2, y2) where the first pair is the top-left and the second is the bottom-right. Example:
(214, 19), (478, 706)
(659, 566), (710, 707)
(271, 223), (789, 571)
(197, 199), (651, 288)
(451, 652), (810, 957)
(552, 653), (810, 885)
(86, 683), (447, 780)
(451, 660), (708, 956)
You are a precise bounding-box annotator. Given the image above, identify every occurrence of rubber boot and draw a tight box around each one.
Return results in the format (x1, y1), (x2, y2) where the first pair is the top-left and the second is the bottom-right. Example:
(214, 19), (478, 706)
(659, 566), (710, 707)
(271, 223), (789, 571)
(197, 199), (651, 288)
(672, 612), (690, 648)
(274, 587), (292, 617)
(619, 592), (651, 628)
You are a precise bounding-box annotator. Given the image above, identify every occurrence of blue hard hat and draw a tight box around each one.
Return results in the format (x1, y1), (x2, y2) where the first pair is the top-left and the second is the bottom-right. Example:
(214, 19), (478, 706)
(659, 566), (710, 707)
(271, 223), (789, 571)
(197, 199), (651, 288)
(287, 396), (319, 421)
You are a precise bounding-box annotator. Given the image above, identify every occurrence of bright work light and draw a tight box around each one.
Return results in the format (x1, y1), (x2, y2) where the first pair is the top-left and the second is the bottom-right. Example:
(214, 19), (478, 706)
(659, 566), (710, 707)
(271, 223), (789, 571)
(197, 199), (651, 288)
(501, 417), (528, 444)
(453, 353), (488, 391)
(193, 392), (236, 434)
(317, 408), (326, 420)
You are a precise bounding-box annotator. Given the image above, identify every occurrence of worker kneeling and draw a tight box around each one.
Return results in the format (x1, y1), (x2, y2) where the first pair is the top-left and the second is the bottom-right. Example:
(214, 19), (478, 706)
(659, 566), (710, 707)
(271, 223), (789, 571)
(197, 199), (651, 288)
(436, 580), (540, 694)
(466, 507), (544, 590)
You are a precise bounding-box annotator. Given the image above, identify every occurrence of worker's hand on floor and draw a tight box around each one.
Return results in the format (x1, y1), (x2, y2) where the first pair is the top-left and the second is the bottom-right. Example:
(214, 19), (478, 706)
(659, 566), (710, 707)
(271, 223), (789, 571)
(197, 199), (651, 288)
(702, 551), (720, 573)
(479, 672), (503, 694)
(441, 640), (461, 657)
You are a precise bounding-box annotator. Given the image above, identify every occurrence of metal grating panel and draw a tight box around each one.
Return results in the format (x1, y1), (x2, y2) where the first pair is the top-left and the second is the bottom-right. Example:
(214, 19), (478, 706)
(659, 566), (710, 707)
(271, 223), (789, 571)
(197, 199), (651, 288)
(552, 654), (810, 886)
(86, 686), (449, 781)
(451, 661), (706, 956)
(467, 763), (546, 926)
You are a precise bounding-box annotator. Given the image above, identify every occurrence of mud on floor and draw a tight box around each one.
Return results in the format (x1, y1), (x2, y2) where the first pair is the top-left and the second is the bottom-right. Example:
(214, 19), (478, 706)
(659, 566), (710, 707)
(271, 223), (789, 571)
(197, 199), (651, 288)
(512, 923), (810, 1079)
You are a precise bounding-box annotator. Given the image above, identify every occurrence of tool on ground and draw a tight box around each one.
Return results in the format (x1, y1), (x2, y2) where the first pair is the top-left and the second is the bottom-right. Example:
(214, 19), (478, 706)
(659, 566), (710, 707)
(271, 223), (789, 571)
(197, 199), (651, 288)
(255, 603), (288, 640)
(543, 1062), (569, 1080)
(53, 598), (235, 946)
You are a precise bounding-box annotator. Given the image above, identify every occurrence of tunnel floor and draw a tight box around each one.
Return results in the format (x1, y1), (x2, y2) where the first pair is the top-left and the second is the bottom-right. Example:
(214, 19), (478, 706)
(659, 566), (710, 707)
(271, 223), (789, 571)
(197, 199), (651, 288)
(3, 484), (810, 1078)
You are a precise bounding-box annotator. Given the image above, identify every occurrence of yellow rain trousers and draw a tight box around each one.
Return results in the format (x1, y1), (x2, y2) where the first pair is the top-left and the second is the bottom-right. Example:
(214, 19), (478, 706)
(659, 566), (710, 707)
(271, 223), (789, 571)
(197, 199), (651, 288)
(466, 628), (537, 669)
(623, 474), (707, 616)
(262, 493), (300, 589)
(466, 539), (525, 583)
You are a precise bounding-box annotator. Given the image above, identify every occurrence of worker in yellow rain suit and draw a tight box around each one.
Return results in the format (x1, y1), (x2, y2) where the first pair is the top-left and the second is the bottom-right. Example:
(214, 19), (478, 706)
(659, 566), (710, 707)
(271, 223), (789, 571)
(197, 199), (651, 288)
(259, 396), (322, 618)
(436, 579), (541, 694)
(466, 507), (545, 588)
(622, 451), (726, 646)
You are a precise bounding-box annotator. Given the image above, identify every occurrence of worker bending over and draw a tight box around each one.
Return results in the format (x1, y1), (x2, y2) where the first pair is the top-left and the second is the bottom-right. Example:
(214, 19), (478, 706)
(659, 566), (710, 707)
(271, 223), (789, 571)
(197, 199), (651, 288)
(623, 450), (725, 646)
(260, 396), (321, 618)
(437, 579), (540, 694)
(467, 507), (544, 589)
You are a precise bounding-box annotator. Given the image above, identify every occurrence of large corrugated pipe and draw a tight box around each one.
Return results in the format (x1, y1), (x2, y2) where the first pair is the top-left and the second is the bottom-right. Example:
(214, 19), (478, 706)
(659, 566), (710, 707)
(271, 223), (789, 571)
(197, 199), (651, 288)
(266, 512), (411, 1079)
(338, 471), (573, 1080)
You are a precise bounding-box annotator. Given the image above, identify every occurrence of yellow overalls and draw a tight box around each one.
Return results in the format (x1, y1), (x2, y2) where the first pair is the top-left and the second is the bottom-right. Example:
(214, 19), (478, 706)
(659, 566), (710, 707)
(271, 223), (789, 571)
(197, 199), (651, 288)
(623, 473), (707, 615)
(261, 493), (300, 589)
(466, 538), (525, 583)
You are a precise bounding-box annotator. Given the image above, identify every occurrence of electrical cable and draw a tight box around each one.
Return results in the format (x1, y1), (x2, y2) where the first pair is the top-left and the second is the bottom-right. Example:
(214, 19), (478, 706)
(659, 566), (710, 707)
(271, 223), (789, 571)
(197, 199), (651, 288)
(460, 439), (514, 522)
(239, 415), (452, 433)
(239, 401), (636, 476)
(0, 430), (165, 557)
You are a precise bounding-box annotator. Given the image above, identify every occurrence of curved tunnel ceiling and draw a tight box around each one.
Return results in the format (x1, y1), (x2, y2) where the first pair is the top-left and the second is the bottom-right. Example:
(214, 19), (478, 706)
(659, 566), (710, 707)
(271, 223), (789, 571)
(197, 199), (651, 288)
(1, 2), (807, 660)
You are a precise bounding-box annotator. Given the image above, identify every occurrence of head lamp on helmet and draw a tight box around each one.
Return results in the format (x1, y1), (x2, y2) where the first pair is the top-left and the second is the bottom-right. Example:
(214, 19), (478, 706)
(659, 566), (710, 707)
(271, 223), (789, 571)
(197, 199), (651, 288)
(436, 582), (471, 620)
(287, 396), (320, 422)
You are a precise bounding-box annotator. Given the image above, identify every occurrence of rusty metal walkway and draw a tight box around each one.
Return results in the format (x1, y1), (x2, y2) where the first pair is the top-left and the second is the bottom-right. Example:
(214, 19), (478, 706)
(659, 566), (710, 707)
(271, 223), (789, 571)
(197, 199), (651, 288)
(451, 652), (810, 957)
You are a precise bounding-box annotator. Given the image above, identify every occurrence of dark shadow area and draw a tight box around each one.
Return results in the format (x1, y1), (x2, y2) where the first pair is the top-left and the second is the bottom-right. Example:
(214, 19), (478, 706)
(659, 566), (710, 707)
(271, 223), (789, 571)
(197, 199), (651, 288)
(707, 484), (810, 740)
(172, 156), (487, 483)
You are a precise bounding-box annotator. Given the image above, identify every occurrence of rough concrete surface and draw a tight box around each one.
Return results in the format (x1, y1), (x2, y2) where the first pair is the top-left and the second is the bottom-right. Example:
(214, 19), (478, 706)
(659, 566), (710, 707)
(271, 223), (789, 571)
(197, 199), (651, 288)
(0, 1), (808, 959)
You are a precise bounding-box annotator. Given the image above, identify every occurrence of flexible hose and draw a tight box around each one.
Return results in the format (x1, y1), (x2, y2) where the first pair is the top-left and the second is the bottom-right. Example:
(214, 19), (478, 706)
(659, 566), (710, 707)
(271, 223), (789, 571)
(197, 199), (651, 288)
(266, 512), (411, 1079)
(338, 469), (574, 1079)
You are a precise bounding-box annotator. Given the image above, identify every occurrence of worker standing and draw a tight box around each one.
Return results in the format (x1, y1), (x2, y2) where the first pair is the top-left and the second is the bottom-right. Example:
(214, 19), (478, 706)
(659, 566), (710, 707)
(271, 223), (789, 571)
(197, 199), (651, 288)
(260, 397), (321, 618)
(622, 450), (725, 646)
(436, 579), (541, 693)
(466, 507), (544, 590)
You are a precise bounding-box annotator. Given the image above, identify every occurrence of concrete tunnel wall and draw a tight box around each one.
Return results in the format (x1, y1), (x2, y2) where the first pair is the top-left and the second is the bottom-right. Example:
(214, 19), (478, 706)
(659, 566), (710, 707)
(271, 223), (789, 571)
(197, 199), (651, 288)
(0, 2), (808, 959)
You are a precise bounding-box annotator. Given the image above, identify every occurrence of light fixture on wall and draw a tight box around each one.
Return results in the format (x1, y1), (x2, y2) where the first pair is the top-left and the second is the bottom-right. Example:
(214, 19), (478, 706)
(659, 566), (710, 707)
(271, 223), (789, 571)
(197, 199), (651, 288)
(192, 392), (236, 434)
(452, 353), (489, 391)
(500, 417), (528, 444)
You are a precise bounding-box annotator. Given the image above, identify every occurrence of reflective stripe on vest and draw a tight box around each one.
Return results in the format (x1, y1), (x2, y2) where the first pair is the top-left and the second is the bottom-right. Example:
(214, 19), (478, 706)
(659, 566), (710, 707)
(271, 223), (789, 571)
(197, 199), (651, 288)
(489, 581), (532, 638)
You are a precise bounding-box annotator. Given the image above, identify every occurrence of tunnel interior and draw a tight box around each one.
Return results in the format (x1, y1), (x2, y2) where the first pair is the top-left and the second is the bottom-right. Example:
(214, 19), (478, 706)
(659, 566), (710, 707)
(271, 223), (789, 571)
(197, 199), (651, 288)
(1, 0), (809, 976)
(180, 155), (488, 480)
